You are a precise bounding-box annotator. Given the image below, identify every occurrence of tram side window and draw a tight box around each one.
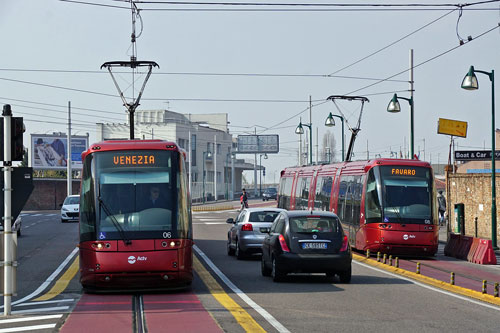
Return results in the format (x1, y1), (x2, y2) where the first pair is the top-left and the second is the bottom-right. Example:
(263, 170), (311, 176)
(314, 176), (333, 211)
(177, 156), (191, 239)
(278, 177), (293, 209)
(337, 178), (348, 221)
(352, 176), (362, 226)
(295, 177), (311, 210)
(344, 176), (354, 225)
(80, 156), (95, 240)
(365, 169), (382, 223)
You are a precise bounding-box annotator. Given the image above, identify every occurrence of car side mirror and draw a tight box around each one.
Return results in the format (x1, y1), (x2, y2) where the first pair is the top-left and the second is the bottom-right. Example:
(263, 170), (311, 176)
(226, 218), (235, 224)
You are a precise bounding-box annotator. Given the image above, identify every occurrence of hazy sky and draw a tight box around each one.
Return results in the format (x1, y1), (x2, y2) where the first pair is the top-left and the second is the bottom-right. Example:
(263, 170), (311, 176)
(1, 1), (499, 182)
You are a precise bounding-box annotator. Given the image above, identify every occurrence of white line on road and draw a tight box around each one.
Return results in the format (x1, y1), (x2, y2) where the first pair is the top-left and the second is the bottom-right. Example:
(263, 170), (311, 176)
(0, 315), (62, 324)
(194, 245), (290, 333)
(15, 299), (74, 307)
(12, 306), (69, 315)
(0, 324), (57, 332)
(353, 260), (500, 311)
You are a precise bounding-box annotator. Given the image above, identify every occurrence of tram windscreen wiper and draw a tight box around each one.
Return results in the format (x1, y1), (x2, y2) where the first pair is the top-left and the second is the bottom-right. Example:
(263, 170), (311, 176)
(98, 196), (132, 245)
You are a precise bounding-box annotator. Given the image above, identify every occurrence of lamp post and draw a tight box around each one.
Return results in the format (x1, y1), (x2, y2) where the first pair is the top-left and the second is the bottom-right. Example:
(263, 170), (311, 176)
(325, 112), (345, 162)
(387, 93), (414, 159)
(461, 65), (497, 249)
(202, 151), (212, 203)
(295, 122), (312, 164)
(259, 153), (268, 197)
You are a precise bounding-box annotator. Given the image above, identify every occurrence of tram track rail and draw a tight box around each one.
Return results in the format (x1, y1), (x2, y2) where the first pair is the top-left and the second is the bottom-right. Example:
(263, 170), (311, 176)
(132, 294), (148, 333)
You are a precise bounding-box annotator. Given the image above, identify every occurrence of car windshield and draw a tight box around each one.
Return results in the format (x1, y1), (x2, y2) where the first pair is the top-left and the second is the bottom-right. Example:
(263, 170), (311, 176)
(64, 196), (80, 205)
(249, 211), (280, 223)
(289, 216), (340, 233)
(266, 188), (277, 193)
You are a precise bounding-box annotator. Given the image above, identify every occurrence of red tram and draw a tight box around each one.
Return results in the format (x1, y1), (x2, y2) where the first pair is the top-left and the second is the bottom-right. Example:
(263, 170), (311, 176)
(78, 140), (193, 290)
(278, 159), (438, 256)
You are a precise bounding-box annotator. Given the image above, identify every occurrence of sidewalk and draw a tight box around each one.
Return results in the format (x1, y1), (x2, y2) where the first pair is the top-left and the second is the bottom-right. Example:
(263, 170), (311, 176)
(192, 198), (277, 211)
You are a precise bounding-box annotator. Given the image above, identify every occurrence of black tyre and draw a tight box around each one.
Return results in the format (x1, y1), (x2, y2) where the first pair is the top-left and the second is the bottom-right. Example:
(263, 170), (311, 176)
(227, 238), (235, 256)
(261, 257), (271, 276)
(17, 229), (21, 237)
(271, 256), (285, 282)
(236, 241), (245, 260)
(338, 267), (352, 283)
(325, 272), (336, 282)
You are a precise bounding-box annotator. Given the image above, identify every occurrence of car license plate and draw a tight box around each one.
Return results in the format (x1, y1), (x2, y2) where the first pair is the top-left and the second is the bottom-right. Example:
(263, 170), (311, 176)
(302, 242), (327, 249)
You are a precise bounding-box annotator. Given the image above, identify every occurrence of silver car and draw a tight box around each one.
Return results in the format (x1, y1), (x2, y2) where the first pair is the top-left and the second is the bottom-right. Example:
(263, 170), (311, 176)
(227, 208), (285, 259)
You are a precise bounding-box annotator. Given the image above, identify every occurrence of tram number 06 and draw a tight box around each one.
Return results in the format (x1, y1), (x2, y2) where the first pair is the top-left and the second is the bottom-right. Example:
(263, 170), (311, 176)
(163, 232), (172, 239)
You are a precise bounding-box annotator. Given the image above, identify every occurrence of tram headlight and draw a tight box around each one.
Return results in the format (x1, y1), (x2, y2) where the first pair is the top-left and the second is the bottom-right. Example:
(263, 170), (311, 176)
(170, 241), (176, 247)
(97, 243), (103, 250)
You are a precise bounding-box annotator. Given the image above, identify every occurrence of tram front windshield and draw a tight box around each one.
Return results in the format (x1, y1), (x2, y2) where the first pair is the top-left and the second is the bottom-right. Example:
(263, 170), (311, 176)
(81, 150), (186, 241)
(365, 165), (433, 224)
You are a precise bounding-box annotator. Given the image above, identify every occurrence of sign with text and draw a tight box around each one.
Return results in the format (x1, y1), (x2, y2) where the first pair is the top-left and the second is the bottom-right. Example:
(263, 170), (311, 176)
(455, 150), (500, 161)
(31, 134), (88, 170)
(237, 135), (279, 154)
(437, 118), (468, 138)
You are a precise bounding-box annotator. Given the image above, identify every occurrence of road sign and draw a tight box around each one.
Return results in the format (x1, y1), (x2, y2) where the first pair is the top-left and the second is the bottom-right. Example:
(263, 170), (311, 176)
(237, 135), (279, 154)
(437, 118), (468, 138)
(455, 150), (500, 161)
(0, 167), (34, 223)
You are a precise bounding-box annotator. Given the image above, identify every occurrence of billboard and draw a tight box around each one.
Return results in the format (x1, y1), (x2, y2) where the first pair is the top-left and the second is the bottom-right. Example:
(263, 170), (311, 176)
(237, 135), (279, 154)
(437, 118), (468, 138)
(455, 150), (500, 161)
(31, 134), (88, 170)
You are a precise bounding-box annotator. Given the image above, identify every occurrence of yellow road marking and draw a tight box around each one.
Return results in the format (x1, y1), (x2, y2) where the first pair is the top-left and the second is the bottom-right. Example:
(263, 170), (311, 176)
(353, 253), (500, 306)
(193, 256), (266, 333)
(34, 256), (79, 301)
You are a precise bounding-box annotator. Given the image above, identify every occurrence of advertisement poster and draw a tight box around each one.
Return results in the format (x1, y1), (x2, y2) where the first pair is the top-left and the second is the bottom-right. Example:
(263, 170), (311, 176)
(31, 135), (88, 169)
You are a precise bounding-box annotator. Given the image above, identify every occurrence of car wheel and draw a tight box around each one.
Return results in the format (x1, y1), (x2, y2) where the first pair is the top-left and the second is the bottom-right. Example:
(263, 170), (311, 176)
(271, 256), (285, 282)
(61, 219), (65, 223)
(261, 256), (271, 276)
(227, 238), (235, 256)
(236, 241), (245, 260)
(338, 267), (352, 283)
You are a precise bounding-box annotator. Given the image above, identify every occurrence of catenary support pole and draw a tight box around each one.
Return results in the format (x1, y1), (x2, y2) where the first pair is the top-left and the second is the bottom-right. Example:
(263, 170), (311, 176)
(3, 104), (13, 316)
(67, 101), (72, 197)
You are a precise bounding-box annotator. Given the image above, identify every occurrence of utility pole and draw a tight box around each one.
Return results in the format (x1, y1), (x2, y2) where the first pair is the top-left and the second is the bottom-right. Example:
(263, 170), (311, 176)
(214, 135), (217, 201)
(67, 101), (72, 197)
(3, 105), (12, 315)
(254, 128), (258, 197)
(409, 49), (415, 159)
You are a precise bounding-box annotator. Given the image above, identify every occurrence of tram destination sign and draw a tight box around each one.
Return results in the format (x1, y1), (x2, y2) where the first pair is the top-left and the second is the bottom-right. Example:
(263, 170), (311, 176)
(237, 135), (279, 154)
(455, 150), (500, 161)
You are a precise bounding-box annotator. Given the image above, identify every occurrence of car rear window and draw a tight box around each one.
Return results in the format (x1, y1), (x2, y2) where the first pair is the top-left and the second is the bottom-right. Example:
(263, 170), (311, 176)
(249, 211), (280, 223)
(289, 216), (340, 233)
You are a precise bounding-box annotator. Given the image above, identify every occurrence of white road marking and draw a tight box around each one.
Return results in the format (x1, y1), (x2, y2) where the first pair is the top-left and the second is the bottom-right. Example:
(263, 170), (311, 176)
(194, 245), (290, 333)
(198, 218), (223, 221)
(353, 260), (500, 311)
(0, 324), (57, 333)
(0, 314), (62, 324)
(12, 306), (69, 315)
(15, 299), (74, 307)
(193, 222), (227, 225)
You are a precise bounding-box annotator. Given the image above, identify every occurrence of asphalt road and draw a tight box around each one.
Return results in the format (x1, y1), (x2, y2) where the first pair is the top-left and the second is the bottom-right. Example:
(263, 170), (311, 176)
(1, 208), (500, 332)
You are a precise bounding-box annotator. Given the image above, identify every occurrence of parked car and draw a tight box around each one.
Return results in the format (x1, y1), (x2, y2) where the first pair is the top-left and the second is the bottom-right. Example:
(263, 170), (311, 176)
(262, 187), (277, 201)
(0, 216), (22, 237)
(60, 194), (80, 223)
(227, 208), (285, 259)
(261, 210), (352, 282)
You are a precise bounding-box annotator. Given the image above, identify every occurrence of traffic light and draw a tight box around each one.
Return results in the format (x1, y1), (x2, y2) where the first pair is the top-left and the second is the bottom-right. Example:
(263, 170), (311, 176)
(263, 169), (266, 177)
(0, 117), (25, 162)
(11, 117), (25, 161)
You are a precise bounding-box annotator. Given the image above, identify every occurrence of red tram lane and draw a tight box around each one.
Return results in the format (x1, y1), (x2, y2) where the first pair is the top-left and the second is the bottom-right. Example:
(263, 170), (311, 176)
(143, 293), (222, 332)
(60, 292), (223, 332)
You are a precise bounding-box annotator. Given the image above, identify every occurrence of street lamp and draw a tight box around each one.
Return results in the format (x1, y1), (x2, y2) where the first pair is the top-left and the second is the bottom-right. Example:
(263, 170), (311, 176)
(259, 153), (268, 197)
(387, 93), (414, 159)
(325, 112), (345, 162)
(461, 65), (497, 249)
(295, 121), (312, 164)
(202, 151), (212, 203)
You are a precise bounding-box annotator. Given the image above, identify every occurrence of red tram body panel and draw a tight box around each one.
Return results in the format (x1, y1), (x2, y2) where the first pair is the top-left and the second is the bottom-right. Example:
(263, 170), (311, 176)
(79, 140), (193, 290)
(278, 158), (438, 256)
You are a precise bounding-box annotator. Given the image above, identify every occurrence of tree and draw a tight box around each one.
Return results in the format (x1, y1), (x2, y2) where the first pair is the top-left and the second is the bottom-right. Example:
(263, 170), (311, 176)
(321, 130), (336, 163)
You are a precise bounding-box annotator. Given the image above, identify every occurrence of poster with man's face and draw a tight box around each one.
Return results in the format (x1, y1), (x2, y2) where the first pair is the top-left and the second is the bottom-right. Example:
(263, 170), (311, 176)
(31, 135), (88, 169)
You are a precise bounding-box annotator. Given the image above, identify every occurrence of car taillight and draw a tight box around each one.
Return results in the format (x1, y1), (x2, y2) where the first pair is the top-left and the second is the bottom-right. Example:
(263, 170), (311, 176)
(241, 223), (253, 231)
(278, 234), (290, 253)
(340, 235), (349, 252)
